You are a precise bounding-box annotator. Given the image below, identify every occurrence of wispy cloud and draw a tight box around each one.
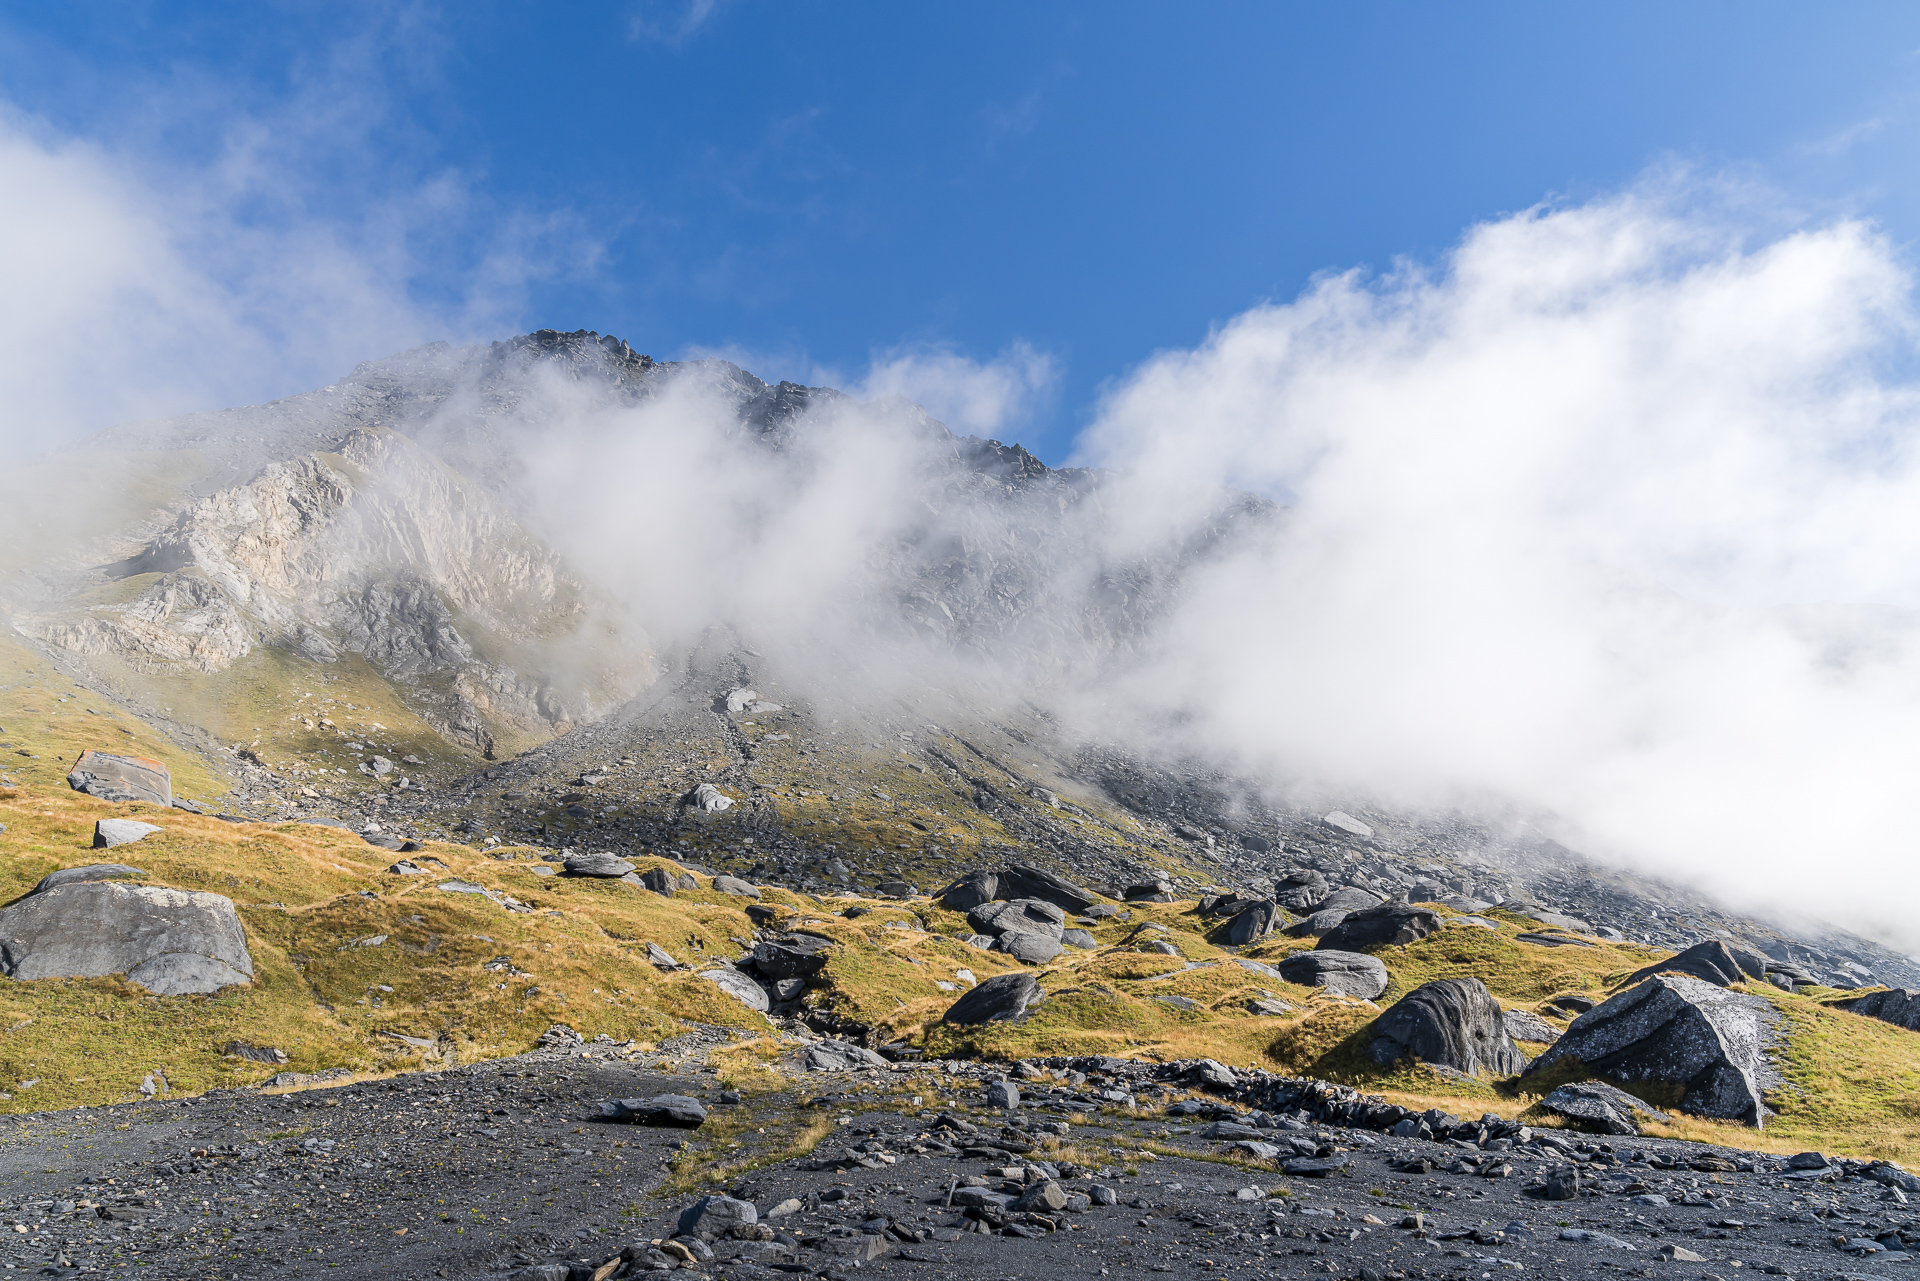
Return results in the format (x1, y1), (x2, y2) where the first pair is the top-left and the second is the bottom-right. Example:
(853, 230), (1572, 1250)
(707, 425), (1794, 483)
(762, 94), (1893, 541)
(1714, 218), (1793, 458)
(628, 0), (727, 47)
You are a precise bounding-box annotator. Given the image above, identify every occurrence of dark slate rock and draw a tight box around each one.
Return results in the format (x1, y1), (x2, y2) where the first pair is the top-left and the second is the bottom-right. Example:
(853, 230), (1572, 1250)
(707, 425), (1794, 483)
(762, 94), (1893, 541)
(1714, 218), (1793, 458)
(943, 972), (1042, 1024)
(639, 866), (678, 895)
(1624, 939), (1753, 987)
(1310, 886), (1384, 915)
(1522, 974), (1780, 1125)
(938, 870), (1000, 911)
(1060, 928), (1098, 949)
(1286, 908), (1350, 938)
(1367, 978), (1524, 1076)
(66, 750), (172, 807)
(752, 935), (831, 981)
(998, 865), (1097, 914)
(1273, 870), (1329, 912)
(601, 1094), (708, 1128)
(1316, 902), (1442, 952)
(967, 898), (1066, 940)
(677, 1194), (754, 1239)
(1223, 900), (1280, 945)
(1834, 987), (1920, 1032)
(1277, 949), (1390, 999)
(1535, 1082), (1672, 1136)
(995, 930), (1062, 965)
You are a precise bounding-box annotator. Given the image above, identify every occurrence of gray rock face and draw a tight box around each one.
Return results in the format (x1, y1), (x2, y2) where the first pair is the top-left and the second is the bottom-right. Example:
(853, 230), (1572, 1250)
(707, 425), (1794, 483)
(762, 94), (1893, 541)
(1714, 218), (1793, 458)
(1535, 1081), (1672, 1136)
(1286, 908), (1350, 938)
(986, 1080), (1020, 1108)
(678, 1195), (756, 1240)
(687, 783), (733, 813)
(1277, 949), (1390, 999)
(1060, 928), (1097, 949)
(805, 1040), (888, 1071)
(1223, 900), (1281, 945)
(562, 853), (635, 878)
(1311, 886), (1384, 915)
(751, 935), (830, 981)
(996, 865), (1098, 914)
(1625, 939), (1759, 988)
(0, 881), (252, 995)
(1367, 978), (1524, 1077)
(1273, 870), (1329, 912)
(1523, 975), (1781, 1125)
(967, 898), (1066, 940)
(66, 750), (172, 807)
(1503, 1008), (1564, 1044)
(30, 864), (145, 894)
(711, 875), (761, 898)
(1316, 902), (1442, 952)
(994, 930), (1062, 964)
(1321, 810), (1373, 837)
(699, 967), (770, 1013)
(93, 819), (161, 849)
(1836, 987), (1920, 1031)
(938, 870), (999, 911)
(601, 1095), (708, 1128)
(943, 971), (1042, 1024)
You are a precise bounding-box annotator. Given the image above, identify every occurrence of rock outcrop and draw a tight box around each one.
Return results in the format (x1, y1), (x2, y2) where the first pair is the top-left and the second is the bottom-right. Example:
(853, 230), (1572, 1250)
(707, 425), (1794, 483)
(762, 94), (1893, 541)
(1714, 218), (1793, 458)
(0, 877), (253, 996)
(1277, 949), (1390, 999)
(943, 972), (1042, 1024)
(1623, 939), (1766, 988)
(66, 751), (173, 807)
(1535, 1082), (1673, 1136)
(1522, 975), (1781, 1126)
(1316, 903), (1442, 952)
(1833, 988), (1920, 1032)
(1366, 978), (1525, 1077)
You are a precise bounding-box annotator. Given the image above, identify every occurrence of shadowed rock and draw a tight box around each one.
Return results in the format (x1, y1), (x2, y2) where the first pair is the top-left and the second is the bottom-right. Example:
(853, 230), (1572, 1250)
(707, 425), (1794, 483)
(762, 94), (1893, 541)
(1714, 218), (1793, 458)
(752, 934), (830, 981)
(1316, 902), (1442, 952)
(1223, 900), (1281, 945)
(998, 865), (1097, 914)
(1535, 1081), (1672, 1135)
(1277, 949), (1389, 999)
(600, 1095), (708, 1128)
(1310, 886), (1384, 915)
(1286, 908), (1350, 938)
(943, 971), (1042, 1024)
(1273, 870), (1329, 912)
(1623, 939), (1759, 988)
(938, 870), (1000, 910)
(1833, 987), (1920, 1032)
(1367, 978), (1524, 1077)
(1523, 974), (1781, 1126)
(0, 880), (252, 996)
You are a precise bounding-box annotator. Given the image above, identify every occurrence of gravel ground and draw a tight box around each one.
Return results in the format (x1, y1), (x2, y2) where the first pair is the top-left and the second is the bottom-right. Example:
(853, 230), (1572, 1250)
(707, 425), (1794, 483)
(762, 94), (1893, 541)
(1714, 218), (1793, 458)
(0, 1046), (1914, 1281)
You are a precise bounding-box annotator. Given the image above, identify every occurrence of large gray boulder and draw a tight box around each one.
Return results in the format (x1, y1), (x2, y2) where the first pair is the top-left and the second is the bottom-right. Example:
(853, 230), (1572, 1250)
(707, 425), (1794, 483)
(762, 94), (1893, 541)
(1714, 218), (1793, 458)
(1834, 988), (1920, 1032)
(1273, 870), (1329, 912)
(699, 967), (770, 1013)
(1222, 900), (1281, 946)
(1624, 939), (1763, 988)
(1310, 886), (1384, 915)
(1316, 902), (1442, 952)
(93, 819), (161, 849)
(751, 935), (831, 981)
(1277, 949), (1390, 999)
(994, 931), (1062, 964)
(1522, 975), (1781, 1126)
(943, 971), (1042, 1024)
(0, 880), (252, 995)
(938, 870), (1000, 911)
(562, 853), (635, 878)
(1366, 978), (1524, 1077)
(66, 750), (172, 807)
(967, 898), (1065, 942)
(1503, 1008), (1563, 1044)
(1286, 908), (1350, 938)
(998, 865), (1098, 914)
(1535, 1081), (1672, 1136)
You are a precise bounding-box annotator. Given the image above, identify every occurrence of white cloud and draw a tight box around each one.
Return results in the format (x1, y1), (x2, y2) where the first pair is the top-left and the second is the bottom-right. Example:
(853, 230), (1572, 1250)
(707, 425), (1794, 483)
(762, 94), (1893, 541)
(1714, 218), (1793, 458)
(1072, 180), (1920, 948)
(628, 0), (726, 46)
(852, 341), (1057, 439)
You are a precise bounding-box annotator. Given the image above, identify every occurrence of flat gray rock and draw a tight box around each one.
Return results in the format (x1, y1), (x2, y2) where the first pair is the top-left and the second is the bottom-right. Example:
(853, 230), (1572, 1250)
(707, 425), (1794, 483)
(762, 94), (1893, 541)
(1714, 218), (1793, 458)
(67, 750), (171, 807)
(1535, 1081), (1671, 1136)
(1060, 928), (1097, 949)
(0, 881), (252, 995)
(1286, 907), (1350, 938)
(562, 853), (635, 878)
(685, 783), (733, 812)
(1278, 949), (1389, 999)
(805, 1040), (889, 1071)
(1367, 978), (1524, 1077)
(1523, 974), (1781, 1125)
(699, 967), (770, 1012)
(600, 1095), (707, 1128)
(93, 819), (161, 849)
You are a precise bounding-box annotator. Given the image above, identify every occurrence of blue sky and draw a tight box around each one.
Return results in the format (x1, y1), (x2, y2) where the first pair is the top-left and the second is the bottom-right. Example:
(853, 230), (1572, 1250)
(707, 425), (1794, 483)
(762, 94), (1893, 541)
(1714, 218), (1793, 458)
(6, 2), (1920, 460)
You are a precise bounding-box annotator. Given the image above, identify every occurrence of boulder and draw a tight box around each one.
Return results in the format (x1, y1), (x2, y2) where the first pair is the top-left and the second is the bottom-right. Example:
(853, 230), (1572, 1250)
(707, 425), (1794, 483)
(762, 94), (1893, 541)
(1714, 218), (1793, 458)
(1060, 928), (1098, 949)
(1316, 902), (1442, 952)
(1273, 870), (1329, 911)
(1320, 810), (1373, 837)
(699, 968), (770, 1013)
(805, 1040), (889, 1071)
(1277, 949), (1390, 999)
(686, 783), (734, 813)
(1310, 886), (1384, 915)
(678, 1194), (756, 1240)
(874, 879), (917, 898)
(1367, 978), (1524, 1077)
(986, 1080), (1020, 1109)
(93, 819), (160, 849)
(1522, 975), (1780, 1125)
(1223, 901), (1280, 945)
(1535, 1082), (1672, 1136)
(562, 853), (635, 878)
(0, 880), (252, 996)
(938, 870), (999, 910)
(1286, 908), (1349, 938)
(943, 971), (1042, 1024)
(1835, 987), (1920, 1032)
(1502, 1008), (1563, 1044)
(1624, 939), (1756, 988)
(967, 898), (1066, 940)
(29, 864), (144, 894)
(752, 935), (830, 981)
(639, 866), (678, 895)
(711, 875), (761, 898)
(994, 931), (1062, 965)
(997, 865), (1098, 914)
(66, 750), (172, 807)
